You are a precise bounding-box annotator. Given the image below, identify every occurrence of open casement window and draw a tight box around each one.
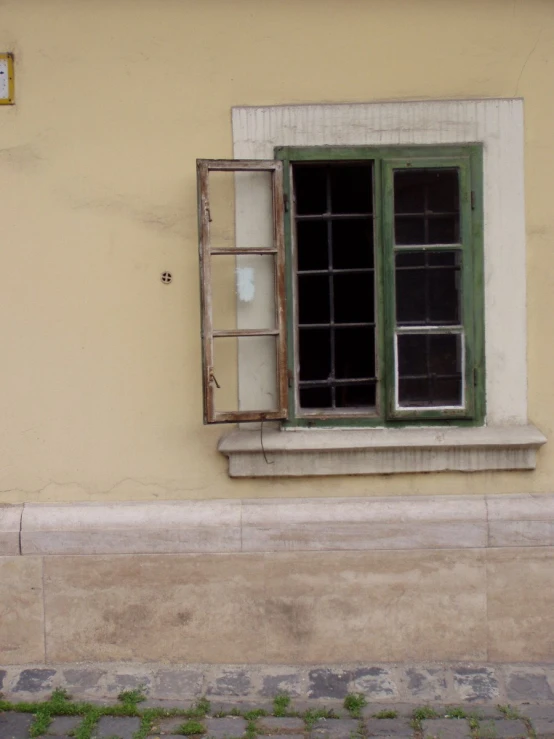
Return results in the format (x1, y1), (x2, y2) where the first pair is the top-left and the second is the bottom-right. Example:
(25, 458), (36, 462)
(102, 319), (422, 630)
(197, 159), (288, 424)
(275, 145), (485, 427)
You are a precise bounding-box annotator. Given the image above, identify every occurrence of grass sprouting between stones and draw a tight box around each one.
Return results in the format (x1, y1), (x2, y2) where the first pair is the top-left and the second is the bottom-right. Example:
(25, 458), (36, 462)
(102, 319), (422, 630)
(273, 693), (291, 717)
(304, 707), (340, 728)
(179, 719), (207, 735)
(344, 693), (367, 718)
(373, 709), (398, 719)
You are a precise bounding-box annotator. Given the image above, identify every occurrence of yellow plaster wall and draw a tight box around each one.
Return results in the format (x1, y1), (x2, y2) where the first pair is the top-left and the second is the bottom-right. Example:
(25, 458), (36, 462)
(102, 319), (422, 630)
(0, 0), (553, 503)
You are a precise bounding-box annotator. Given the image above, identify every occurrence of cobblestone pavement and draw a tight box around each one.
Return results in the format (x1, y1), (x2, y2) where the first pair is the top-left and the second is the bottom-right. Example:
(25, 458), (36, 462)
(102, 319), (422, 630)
(2, 702), (554, 739)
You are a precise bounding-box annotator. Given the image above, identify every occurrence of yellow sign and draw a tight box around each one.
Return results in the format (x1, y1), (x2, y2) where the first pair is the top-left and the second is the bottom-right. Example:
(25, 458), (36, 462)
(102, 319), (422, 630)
(0, 53), (14, 105)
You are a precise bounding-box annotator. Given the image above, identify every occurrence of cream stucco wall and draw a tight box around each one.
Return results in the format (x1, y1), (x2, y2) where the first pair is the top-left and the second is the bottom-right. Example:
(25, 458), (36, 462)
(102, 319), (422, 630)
(1, 0), (553, 503)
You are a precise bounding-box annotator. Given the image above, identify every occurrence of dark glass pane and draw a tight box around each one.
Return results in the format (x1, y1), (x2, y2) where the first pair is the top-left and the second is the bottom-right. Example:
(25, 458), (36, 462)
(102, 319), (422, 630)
(395, 175), (425, 213)
(335, 327), (375, 379)
(394, 168), (460, 245)
(428, 261), (461, 324)
(428, 333), (460, 375)
(396, 250), (461, 326)
(394, 169), (459, 213)
(395, 217), (425, 245)
(428, 216), (459, 244)
(398, 378), (430, 405)
(396, 267), (426, 324)
(426, 170), (459, 212)
(429, 250), (457, 266)
(397, 334), (427, 375)
(433, 378), (462, 405)
(334, 273), (374, 323)
(332, 219), (374, 269)
(296, 220), (329, 271)
(300, 386), (332, 408)
(330, 164), (373, 214)
(298, 275), (330, 324)
(299, 329), (331, 381)
(294, 165), (327, 215)
(336, 382), (376, 408)
(397, 333), (462, 407)
(396, 251), (425, 267)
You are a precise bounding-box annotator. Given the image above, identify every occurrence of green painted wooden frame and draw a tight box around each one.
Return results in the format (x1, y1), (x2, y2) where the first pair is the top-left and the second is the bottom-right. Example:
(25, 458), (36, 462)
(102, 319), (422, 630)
(275, 145), (485, 428)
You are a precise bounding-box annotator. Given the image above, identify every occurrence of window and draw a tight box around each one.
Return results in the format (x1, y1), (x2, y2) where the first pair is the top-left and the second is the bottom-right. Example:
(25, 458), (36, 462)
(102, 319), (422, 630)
(199, 100), (545, 476)
(196, 159), (288, 424)
(278, 146), (484, 427)
(197, 146), (484, 427)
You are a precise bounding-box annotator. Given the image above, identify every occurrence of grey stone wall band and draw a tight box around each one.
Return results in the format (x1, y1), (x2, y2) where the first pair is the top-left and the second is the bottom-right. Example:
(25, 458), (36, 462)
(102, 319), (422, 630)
(1, 663), (554, 705)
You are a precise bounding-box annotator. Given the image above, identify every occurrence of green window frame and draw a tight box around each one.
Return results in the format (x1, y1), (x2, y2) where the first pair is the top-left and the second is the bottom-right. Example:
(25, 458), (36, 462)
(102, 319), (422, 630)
(275, 145), (485, 428)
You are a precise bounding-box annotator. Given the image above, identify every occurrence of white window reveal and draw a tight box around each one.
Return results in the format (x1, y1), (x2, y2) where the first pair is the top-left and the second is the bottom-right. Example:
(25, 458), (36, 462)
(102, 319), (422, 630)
(197, 100), (546, 475)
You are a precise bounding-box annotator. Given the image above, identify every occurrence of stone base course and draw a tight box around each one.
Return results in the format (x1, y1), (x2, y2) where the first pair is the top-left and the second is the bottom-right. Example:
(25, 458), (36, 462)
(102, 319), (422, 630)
(2, 663), (554, 705)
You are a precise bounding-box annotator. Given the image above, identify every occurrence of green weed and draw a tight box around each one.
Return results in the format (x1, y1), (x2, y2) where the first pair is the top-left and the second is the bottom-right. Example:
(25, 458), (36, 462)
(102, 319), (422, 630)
(477, 721), (498, 739)
(179, 719), (206, 735)
(445, 707), (467, 719)
(72, 709), (102, 739)
(273, 694), (291, 717)
(245, 718), (258, 739)
(344, 693), (367, 718)
(304, 707), (339, 728)
(117, 687), (147, 707)
(183, 698), (211, 719)
(413, 707), (440, 721)
(373, 710), (398, 719)
(244, 709), (268, 721)
(497, 705), (522, 720)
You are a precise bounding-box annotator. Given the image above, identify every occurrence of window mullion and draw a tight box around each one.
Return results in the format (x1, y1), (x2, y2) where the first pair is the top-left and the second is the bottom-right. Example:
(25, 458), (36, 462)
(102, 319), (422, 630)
(379, 157), (397, 420)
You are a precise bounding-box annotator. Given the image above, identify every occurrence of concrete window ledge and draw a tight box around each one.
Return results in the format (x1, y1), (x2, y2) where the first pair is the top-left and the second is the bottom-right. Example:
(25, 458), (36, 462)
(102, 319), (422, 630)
(218, 425), (546, 477)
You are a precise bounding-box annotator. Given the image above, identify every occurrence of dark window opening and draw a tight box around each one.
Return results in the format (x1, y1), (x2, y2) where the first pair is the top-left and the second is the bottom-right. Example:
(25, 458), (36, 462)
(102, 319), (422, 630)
(395, 250), (462, 326)
(397, 333), (463, 407)
(394, 169), (460, 245)
(293, 162), (376, 410)
(393, 167), (464, 409)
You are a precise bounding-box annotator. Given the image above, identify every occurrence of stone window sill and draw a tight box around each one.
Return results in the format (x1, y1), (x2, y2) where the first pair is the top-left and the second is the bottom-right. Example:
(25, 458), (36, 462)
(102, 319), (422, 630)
(218, 425), (546, 477)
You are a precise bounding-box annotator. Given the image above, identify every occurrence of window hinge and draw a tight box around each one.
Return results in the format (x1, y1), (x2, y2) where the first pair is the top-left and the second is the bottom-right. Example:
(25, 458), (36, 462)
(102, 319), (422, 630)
(287, 368), (294, 388)
(471, 191), (476, 210)
(473, 367), (478, 386)
(284, 192), (289, 213)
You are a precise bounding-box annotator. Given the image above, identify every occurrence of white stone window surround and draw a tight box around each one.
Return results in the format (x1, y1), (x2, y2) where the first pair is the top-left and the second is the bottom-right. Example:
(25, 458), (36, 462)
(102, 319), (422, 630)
(219, 99), (545, 476)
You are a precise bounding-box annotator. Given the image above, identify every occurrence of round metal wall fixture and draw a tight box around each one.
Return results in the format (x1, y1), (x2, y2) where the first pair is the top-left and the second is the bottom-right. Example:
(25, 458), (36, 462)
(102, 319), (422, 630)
(161, 272), (172, 284)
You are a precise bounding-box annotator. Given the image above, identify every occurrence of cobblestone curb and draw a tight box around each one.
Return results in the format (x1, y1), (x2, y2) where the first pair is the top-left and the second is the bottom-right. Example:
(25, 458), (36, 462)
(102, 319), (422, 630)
(1, 663), (554, 705)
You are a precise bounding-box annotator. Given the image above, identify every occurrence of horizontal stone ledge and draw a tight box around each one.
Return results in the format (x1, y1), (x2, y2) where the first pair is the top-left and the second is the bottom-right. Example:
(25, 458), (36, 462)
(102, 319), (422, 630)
(21, 500), (242, 556)
(218, 425), (546, 477)
(8, 491), (554, 555)
(0, 504), (22, 555)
